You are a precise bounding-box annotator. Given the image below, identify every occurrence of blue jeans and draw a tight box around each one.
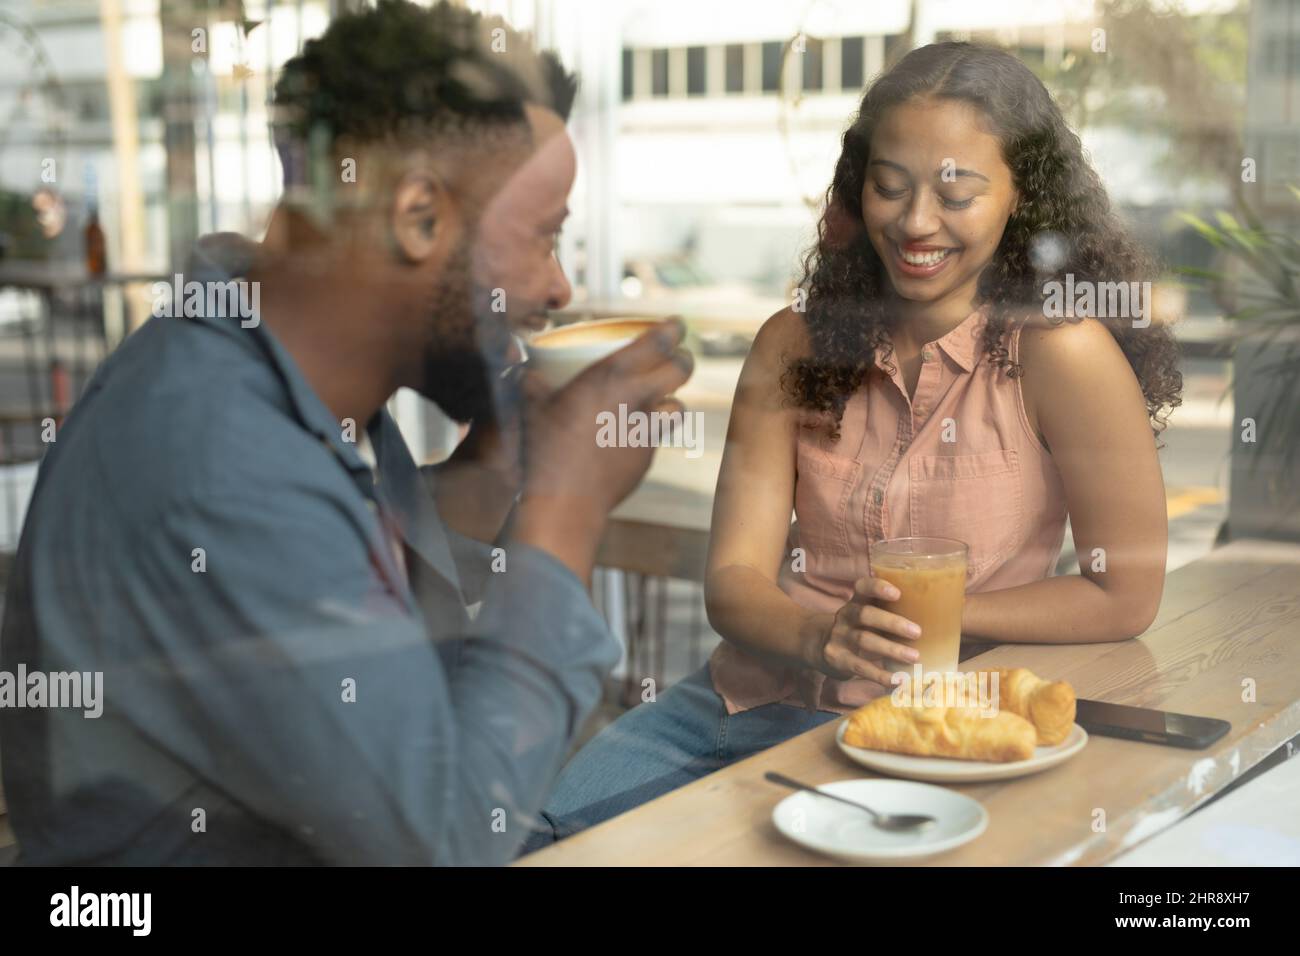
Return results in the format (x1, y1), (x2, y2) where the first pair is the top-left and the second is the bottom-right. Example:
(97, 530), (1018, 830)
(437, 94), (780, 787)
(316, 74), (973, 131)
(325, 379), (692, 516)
(518, 664), (838, 856)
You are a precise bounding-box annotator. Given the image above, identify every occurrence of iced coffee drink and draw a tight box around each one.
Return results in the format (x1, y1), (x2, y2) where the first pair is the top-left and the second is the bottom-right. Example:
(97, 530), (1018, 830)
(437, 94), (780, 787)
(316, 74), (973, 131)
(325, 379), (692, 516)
(869, 537), (968, 676)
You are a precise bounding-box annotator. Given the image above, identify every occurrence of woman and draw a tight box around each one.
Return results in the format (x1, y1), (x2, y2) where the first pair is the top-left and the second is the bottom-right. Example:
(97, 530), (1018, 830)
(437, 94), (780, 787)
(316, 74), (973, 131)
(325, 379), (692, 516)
(520, 41), (1180, 853)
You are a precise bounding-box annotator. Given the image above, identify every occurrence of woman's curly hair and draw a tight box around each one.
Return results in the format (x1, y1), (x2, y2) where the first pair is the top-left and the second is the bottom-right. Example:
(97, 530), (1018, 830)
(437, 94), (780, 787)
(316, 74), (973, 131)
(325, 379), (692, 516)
(784, 42), (1182, 439)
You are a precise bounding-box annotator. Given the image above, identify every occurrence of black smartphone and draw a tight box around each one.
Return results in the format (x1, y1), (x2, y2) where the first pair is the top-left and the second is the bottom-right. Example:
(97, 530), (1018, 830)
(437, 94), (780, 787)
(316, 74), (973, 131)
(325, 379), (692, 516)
(1075, 698), (1230, 749)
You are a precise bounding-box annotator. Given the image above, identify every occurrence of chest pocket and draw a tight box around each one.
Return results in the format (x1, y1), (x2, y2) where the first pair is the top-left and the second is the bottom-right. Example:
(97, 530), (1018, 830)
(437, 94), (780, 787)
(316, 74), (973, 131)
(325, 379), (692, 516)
(793, 437), (860, 557)
(908, 449), (1023, 580)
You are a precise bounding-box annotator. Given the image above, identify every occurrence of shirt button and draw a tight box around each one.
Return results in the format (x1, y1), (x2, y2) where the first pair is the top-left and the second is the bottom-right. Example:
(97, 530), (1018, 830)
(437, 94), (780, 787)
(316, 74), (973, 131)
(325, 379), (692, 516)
(873, 489), (883, 505)
(922, 349), (934, 362)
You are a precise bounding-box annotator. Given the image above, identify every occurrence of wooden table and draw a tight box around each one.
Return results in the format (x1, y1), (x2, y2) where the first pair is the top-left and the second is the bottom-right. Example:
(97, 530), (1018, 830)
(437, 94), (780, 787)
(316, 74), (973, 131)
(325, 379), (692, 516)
(596, 479), (713, 582)
(518, 538), (1300, 866)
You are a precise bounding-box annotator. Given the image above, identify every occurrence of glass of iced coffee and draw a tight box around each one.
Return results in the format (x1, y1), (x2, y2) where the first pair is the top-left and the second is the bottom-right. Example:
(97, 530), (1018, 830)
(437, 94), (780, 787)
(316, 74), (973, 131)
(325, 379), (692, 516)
(869, 537), (968, 676)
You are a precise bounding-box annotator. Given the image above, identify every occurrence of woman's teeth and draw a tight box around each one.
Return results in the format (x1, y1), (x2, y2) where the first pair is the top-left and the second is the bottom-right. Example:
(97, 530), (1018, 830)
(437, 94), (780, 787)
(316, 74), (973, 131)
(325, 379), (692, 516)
(900, 247), (952, 266)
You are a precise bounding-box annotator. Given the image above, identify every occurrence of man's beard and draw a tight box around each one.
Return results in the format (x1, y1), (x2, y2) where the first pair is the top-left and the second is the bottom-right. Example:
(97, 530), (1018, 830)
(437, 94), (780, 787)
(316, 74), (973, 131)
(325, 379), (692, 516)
(419, 242), (515, 426)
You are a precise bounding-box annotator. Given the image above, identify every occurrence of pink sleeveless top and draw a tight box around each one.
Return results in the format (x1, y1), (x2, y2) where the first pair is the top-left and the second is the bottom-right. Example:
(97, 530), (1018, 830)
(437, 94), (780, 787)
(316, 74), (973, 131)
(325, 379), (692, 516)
(709, 306), (1069, 715)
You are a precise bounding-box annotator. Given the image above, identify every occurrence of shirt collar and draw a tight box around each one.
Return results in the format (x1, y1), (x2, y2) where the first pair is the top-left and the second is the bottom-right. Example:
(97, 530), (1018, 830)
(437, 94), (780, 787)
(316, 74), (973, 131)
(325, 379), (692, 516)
(873, 305), (989, 375)
(181, 236), (465, 600)
(181, 235), (369, 475)
(368, 411), (466, 603)
(934, 305), (990, 373)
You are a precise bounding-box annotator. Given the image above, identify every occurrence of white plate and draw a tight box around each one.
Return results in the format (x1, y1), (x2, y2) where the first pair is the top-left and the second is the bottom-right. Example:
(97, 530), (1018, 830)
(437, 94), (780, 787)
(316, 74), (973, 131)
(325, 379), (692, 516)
(771, 779), (987, 863)
(835, 720), (1088, 783)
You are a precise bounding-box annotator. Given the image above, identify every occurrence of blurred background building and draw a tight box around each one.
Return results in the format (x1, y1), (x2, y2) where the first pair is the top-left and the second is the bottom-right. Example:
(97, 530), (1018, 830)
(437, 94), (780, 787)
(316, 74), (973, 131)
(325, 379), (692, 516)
(1, 1), (1270, 335)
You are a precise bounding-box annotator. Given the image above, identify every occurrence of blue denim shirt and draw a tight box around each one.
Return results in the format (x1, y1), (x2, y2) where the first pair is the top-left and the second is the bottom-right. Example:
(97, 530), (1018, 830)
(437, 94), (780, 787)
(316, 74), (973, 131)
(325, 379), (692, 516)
(0, 246), (619, 864)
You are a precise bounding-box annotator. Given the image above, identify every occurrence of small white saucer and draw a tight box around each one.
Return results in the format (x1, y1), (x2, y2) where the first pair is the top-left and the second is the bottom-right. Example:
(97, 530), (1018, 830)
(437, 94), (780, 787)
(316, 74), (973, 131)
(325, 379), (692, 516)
(771, 779), (987, 863)
(836, 720), (1089, 783)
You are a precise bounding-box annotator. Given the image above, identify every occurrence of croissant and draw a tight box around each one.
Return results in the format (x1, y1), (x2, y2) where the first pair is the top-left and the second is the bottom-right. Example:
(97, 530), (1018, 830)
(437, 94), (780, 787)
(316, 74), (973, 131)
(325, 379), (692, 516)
(984, 667), (1076, 746)
(843, 696), (1037, 763)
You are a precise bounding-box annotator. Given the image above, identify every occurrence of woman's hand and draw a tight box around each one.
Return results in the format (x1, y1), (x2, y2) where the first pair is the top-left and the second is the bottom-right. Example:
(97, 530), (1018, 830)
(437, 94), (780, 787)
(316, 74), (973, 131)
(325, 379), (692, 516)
(804, 576), (922, 684)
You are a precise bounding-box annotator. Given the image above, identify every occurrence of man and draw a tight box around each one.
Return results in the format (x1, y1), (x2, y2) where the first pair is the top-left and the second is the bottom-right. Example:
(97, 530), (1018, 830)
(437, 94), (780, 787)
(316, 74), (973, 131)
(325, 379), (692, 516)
(0, 0), (690, 864)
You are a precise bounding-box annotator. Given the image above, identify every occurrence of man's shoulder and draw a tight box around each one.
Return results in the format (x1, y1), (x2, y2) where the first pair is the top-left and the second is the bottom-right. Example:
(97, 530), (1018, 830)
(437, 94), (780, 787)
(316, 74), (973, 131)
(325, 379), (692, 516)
(16, 318), (382, 632)
(43, 316), (351, 520)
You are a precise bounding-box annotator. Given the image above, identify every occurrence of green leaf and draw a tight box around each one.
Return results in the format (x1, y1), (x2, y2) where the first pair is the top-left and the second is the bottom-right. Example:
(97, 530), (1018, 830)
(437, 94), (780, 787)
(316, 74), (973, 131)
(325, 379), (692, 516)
(1174, 265), (1227, 281)
(1179, 212), (1226, 248)
(1215, 211), (1243, 232)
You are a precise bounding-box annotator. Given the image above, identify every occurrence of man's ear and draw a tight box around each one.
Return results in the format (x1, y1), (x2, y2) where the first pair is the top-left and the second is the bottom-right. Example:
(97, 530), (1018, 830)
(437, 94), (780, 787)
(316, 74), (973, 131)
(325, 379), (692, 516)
(390, 170), (454, 263)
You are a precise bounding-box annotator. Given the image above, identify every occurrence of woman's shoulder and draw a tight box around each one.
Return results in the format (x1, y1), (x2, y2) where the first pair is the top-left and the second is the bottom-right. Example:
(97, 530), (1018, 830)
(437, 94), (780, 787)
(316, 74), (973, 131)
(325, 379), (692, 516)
(737, 306), (813, 389)
(1016, 313), (1123, 360)
(732, 307), (811, 417)
(1013, 314), (1143, 440)
(750, 305), (813, 365)
(1015, 314), (1132, 387)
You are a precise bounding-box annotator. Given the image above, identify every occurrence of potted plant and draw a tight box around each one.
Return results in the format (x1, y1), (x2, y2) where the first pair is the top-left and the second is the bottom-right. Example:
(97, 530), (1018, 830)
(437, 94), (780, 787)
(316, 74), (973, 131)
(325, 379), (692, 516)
(1179, 186), (1300, 542)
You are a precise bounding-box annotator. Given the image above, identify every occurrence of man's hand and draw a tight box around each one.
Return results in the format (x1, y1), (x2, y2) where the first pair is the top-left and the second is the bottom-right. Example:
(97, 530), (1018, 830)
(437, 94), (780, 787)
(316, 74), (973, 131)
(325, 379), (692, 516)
(429, 365), (526, 544)
(512, 319), (693, 584)
(446, 363), (526, 485)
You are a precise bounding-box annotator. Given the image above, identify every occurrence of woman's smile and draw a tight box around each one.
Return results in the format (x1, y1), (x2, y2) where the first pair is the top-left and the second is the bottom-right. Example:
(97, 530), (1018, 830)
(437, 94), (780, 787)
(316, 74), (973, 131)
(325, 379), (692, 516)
(892, 240), (960, 278)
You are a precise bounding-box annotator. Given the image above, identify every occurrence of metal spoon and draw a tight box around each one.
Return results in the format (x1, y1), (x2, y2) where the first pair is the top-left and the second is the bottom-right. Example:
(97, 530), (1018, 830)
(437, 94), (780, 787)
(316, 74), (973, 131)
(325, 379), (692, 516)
(765, 772), (936, 832)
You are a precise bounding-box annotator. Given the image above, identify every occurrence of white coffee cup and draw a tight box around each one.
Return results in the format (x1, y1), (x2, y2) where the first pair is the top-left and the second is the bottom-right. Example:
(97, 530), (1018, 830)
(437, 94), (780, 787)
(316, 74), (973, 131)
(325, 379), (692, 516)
(525, 317), (665, 388)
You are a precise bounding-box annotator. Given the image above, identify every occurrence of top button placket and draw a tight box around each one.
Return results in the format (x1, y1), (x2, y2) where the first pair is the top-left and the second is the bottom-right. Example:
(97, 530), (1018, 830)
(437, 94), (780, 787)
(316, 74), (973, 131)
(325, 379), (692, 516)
(913, 345), (942, 422)
(865, 404), (912, 543)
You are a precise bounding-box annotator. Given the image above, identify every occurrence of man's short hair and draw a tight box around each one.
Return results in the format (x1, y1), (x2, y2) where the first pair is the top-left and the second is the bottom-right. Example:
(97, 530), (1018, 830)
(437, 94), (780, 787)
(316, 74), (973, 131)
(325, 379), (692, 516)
(270, 0), (577, 194)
